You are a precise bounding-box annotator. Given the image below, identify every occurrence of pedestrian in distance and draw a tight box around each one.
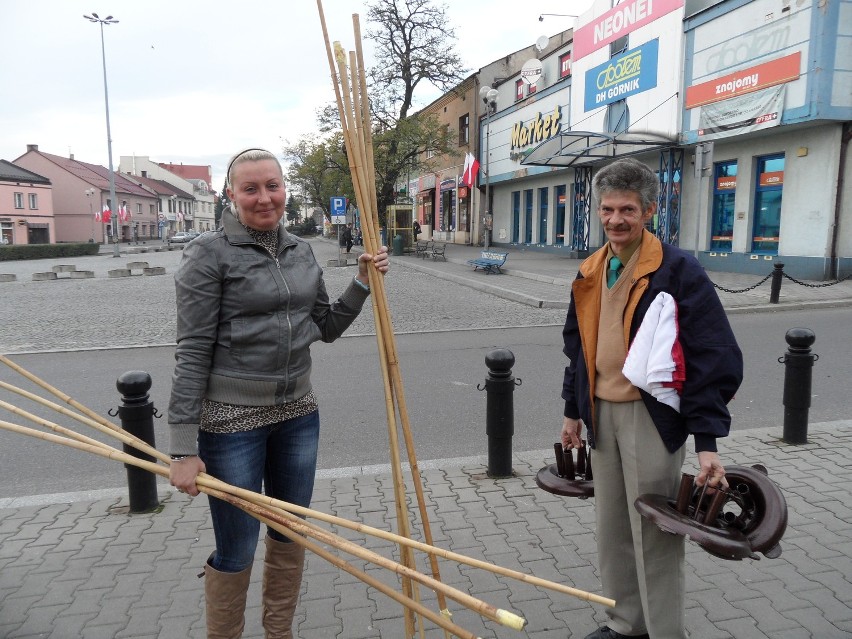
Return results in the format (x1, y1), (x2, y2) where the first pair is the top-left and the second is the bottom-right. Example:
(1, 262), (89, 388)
(340, 222), (354, 253)
(168, 147), (389, 638)
(413, 219), (421, 242)
(559, 158), (743, 639)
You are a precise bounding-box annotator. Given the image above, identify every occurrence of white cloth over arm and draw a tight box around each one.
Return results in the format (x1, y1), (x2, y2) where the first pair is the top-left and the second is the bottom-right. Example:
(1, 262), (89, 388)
(622, 291), (685, 412)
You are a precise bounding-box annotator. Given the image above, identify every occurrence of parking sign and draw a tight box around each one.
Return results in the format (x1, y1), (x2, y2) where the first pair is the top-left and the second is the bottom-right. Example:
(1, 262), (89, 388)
(330, 196), (347, 224)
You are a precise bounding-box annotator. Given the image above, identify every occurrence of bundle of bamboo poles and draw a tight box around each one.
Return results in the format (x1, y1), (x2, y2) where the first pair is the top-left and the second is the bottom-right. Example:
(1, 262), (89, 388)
(314, 2), (448, 636)
(0, 355), (613, 639)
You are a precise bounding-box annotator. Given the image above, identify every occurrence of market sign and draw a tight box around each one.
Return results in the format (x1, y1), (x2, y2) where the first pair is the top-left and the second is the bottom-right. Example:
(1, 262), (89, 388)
(509, 105), (563, 149)
(685, 51), (800, 109)
(573, 0), (683, 61)
(584, 39), (659, 112)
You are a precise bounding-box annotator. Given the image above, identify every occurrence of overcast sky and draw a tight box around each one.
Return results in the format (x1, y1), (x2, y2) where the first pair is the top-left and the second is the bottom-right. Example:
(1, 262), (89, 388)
(1, 0), (591, 189)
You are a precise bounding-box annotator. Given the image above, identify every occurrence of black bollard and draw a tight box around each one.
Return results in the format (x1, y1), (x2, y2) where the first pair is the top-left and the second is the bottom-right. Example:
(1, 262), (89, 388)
(482, 349), (520, 478)
(779, 328), (817, 445)
(769, 263), (784, 304)
(117, 371), (160, 512)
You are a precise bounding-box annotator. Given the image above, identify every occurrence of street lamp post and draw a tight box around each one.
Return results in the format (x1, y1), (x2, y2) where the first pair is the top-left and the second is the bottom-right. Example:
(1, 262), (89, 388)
(538, 13), (578, 21)
(83, 12), (120, 258)
(479, 86), (498, 249)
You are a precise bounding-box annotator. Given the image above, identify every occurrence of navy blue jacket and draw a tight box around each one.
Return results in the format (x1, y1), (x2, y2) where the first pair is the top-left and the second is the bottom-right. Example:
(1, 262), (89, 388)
(562, 231), (743, 453)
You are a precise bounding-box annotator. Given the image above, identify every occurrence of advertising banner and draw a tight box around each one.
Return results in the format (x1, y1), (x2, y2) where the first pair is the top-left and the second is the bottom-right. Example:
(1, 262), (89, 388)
(584, 39), (659, 112)
(697, 85), (785, 140)
(686, 51), (800, 109)
(574, 0), (683, 61)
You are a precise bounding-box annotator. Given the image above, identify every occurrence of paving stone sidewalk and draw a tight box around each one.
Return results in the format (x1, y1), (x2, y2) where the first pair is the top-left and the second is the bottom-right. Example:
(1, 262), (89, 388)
(1, 422), (850, 639)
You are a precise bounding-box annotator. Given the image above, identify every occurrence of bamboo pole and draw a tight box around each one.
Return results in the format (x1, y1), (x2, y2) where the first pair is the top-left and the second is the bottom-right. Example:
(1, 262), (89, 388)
(331, 41), (421, 639)
(0, 379), (171, 464)
(0, 354), (124, 438)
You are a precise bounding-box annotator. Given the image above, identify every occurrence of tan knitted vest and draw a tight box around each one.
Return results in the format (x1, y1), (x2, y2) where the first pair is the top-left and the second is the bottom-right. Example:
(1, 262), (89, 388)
(595, 253), (641, 402)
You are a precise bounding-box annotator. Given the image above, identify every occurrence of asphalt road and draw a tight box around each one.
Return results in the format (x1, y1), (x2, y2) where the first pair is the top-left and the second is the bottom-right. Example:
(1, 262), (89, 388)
(1, 307), (850, 499)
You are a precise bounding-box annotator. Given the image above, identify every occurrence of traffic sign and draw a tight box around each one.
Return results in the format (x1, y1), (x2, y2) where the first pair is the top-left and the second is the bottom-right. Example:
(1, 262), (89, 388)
(330, 196), (347, 224)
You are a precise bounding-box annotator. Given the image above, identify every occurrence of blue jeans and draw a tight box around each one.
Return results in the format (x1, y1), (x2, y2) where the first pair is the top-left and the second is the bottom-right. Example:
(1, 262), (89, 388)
(198, 410), (320, 573)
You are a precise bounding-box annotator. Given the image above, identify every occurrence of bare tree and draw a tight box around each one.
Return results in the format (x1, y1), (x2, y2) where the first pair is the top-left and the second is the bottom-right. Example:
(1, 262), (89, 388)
(367, 0), (466, 125)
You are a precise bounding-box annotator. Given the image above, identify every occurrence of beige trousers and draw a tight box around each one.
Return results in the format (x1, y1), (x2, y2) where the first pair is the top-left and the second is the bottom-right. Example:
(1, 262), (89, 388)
(594, 399), (687, 639)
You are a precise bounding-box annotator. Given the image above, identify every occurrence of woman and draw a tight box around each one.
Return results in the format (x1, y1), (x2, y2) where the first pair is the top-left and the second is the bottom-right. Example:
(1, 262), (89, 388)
(168, 148), (389, 638)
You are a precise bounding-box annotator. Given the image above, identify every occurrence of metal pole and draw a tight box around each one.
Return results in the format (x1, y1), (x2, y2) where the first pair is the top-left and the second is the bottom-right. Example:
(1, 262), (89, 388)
(94, 19), (120, 257)
(481, 348), (519, 478)
(116, 371), (160, 513)
(769, 262), (784, 304)
(484, 108), (492, 250)
(780, 328), (817, 445)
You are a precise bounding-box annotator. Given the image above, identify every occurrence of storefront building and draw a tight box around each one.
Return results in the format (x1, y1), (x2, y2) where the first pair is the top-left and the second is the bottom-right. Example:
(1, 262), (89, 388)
(494, 0), (852, 280)
(680, 0), (852, 279)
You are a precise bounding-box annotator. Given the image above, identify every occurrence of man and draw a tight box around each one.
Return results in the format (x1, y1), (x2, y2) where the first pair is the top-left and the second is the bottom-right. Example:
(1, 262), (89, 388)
(413, 219), (421, 242)
(560, 158), (743, 639)
(340, 223), (354, 253)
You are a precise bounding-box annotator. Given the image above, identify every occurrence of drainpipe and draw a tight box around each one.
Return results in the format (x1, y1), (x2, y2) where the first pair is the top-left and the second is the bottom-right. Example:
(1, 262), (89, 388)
(829, 122), (851, 280)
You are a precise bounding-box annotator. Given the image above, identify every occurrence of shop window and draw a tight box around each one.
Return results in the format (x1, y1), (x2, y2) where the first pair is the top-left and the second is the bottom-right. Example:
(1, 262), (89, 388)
(555, 185), (567, 244)
(538, 187), (548, 243)
(711, 161), (737, 251)
(28, 193), (38, 209)
(512, 191), (521, 243)
(559, 52), (572, 78)
(13, 192), (23, 209)
(752, 154), (784, 254)
(458, 113), (469, 146)
(524, 189), (534, 243)
(515, 80), (524, 102)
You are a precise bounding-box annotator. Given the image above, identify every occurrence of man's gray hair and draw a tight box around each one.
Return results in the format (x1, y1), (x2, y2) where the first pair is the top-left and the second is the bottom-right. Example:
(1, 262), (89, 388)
(226, 148), (283, 188)
(592, 158), (659, 211)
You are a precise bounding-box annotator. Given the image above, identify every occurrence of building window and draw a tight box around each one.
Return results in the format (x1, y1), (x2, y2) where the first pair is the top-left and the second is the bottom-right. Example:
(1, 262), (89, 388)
(524, 189), (534, 243)
(559, 52), (572, 78)
(555, 184), (567, 244)
(528, 82), (537, 95)
(512, 191), (521, 243)
(606, 100), (629, 134)
(711, 161), (737, 251)
(538, 187), (548, 243)
(752, 154), (785, 254)
(458, 113), (469, 146)
(426, 149), (435, 159)
(515, 79), (524, 101)
(136, 203), (142, 214)
(150, 204), (156, 215)
(28, 193), (38, 209)
(13, 192), (24, 209)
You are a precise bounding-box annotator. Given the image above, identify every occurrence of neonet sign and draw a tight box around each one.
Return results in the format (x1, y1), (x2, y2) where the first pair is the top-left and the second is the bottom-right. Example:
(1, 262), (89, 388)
(509, 106), (563, 150)
(573, 0), (684, 61)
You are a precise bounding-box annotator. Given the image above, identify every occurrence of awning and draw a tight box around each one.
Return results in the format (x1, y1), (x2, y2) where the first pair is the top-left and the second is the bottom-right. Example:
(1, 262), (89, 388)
(521, 130), (677, 168)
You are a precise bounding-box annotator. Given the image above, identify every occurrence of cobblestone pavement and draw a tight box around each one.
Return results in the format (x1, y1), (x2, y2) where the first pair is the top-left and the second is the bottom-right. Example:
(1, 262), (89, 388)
(1, 422), (850, 638)
(2, 237), (851, 355)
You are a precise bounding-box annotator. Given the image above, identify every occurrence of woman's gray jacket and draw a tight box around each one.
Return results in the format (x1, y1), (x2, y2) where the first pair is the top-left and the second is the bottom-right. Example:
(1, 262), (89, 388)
(168, 212), (369, 455)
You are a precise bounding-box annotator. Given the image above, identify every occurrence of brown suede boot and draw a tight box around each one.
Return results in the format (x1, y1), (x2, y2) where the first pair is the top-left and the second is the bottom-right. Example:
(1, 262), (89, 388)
(204, 560), (252, 639)
(262, 536), (306, 638)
